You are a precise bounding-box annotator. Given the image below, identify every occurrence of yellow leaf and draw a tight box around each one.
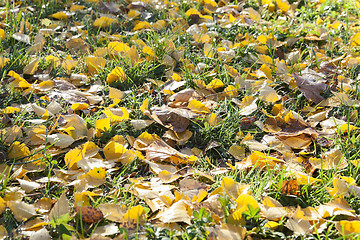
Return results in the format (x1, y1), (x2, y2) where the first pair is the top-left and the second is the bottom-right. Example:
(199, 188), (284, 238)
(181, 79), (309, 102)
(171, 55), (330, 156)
(127, 10), (141, 19)
(259, 64), (272, 80)
(258, 54), (273, 66)
(107, 67), (126, 84)
(338, 124), (358, 133)
(351, 159), (360, 168)
(340, 176), (356, 185)
(109, 87), (125, 100)
(103, 141), (127, 161)
(293, 172), (320, 185)
(64, 148), (83, 170)
(192, 189), (207, 203)
(259, 85), (280, 103)
(133, 131), (159, 150)
(8, 141), (31, 160)
(225, 64), (239, 79)
(188, 99), (210, 114)
(50, 12), (68, 20)
(61, 114), (88, 140)
(108, 42), (130, 57)
(96, 118), (111, 132)
(224, 85), (238, 98)
(71, 103), (89, 111)
(133, 21), (151, 31)
(158, 201), (191, 224)
(127, 45), (140, 64)
(123, 205), (145, 220)
(158, 170), (181, 183)
(94, 16), (117, 28)
(38, 80), (54, 91)
(276, 0), (290, 13)
(335, 220), (360, 235)
(221, 177), (249, 200)
(140, 98), (149, 114)
(257, 35), (268, 44)
(350, 33), (360, 46)
(152, 19), (167, 30)
(186, 8), (201, 17)
(62, 58), (77, 74)
(227, 209), (246, 225)
(65, 141), (99, 169)
(102, 107), (129, 123)
(171, 73), (181, 82)
(209, 113), (222, 127)
(86, 56), (106, 75)
(70, 5), (85, 11)
(206, 79), (224, 89)
(247, 151), (284, 169)
(236, 194), (259, 210)
(147, 141), (197, 164)
(0, 225), (7, 239)
(356, 0), (360, 8)
(0, 57), (9, 68)
(193, 33), (211, 43)
(309, 148), (347, 170)
(82, 167), (106, 187)
(142, 45), (155, 57)
(228, 145), (245, 160)
(8, 71), (32, 88)
(1, 125), (22, 144)
(2, 106), (21, 114)
(0, 29), (5, 40)
(0, 197), (6, 215)
(74, 192), (91, 206)
(45, 55), (61, 68)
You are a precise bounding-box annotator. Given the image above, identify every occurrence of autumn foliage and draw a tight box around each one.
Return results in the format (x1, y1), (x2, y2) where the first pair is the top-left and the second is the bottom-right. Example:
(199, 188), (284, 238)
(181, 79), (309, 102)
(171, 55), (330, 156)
(0, 0), (360, 238)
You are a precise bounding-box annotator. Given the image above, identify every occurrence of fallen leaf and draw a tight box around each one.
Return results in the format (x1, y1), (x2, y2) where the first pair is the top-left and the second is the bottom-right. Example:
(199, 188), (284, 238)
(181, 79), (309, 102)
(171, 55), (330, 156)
(75, 206), (104, 223)
(8, 201), (36, 222)
(293, 73), (327, 104)
(158, 201), (191, 224)
(281, 180), (300, 196)
(49, 192), (70, 221)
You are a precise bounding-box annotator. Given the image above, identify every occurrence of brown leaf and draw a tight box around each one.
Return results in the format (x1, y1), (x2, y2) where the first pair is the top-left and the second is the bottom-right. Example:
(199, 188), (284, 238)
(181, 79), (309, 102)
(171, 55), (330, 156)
(75, 206), (104, 223)
(66, 38), (90, 54)
(281, 180), (300, 196)
(293, 73), (327, 104)
(27, 33), (46, 54)
(99, 2), (120, 14)
(150, 106), (197, 132)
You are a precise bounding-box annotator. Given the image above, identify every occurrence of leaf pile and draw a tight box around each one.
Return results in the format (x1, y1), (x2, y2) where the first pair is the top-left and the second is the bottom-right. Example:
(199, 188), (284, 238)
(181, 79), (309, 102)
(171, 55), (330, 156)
(0, 0), (360, 238)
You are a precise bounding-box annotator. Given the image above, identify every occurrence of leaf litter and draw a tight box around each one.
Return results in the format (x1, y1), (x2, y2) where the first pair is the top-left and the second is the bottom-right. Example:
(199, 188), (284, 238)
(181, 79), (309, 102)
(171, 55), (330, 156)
(0, 0), (360, 238)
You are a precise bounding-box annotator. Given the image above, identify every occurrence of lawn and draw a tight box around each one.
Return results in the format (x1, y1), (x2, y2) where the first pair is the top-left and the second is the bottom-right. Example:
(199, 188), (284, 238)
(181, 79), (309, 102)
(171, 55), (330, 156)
(0, 0), (360, 239)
